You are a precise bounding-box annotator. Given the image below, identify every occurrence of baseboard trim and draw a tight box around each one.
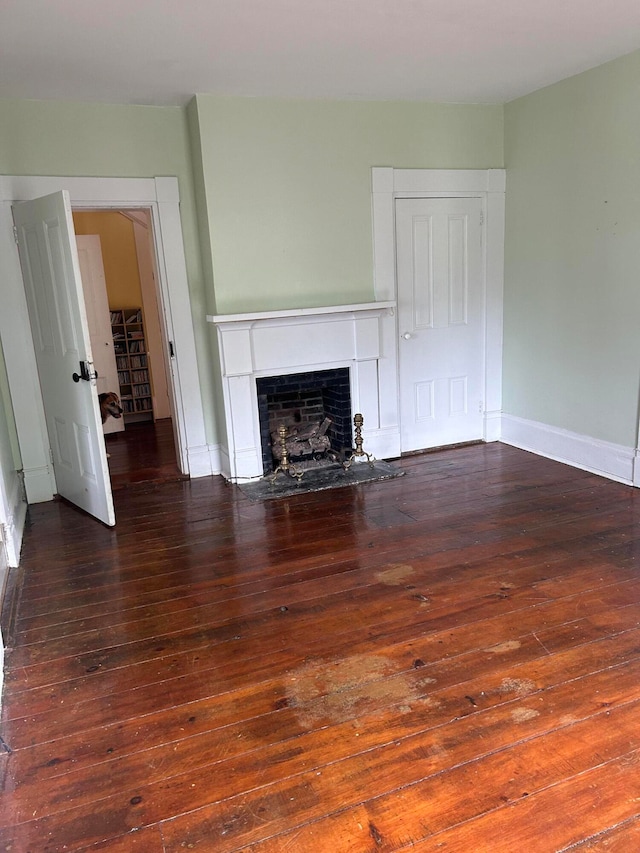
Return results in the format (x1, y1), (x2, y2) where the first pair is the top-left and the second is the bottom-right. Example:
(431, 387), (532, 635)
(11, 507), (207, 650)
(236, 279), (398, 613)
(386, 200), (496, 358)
(3, 499), (27, 568)
(363, 426), (402, 462)
(501, 414), (635, 486)
(23, 465), (55, 504)
(186, 443), (224, 478)
(484, 410), (502, 443)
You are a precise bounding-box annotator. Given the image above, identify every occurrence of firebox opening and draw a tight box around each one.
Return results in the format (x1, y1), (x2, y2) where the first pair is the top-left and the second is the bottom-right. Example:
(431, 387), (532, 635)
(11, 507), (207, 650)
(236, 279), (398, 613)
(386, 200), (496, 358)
(257, 368), (352, 475)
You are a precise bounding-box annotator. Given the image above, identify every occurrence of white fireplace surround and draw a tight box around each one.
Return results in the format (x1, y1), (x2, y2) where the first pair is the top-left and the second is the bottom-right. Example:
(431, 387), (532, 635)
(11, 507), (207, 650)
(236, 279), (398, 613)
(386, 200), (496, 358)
(208, 302), (400, 482)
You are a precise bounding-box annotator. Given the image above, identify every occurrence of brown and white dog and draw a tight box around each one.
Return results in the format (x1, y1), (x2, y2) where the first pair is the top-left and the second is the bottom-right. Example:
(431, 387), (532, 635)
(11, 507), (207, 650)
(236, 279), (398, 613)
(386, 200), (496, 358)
(98, 392), (123, 424)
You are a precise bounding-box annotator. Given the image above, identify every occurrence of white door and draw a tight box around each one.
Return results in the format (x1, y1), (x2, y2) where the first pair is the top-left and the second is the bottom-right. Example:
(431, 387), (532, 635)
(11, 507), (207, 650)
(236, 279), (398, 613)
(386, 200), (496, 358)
(13, 192), (115, 526)
(76, 234), (125, 436)
(396, 197), (485, 452)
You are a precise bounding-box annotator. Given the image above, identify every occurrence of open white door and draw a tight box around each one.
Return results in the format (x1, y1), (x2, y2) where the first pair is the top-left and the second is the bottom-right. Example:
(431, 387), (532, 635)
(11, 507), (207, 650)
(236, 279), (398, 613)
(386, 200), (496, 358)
(13, 191), (115, 526)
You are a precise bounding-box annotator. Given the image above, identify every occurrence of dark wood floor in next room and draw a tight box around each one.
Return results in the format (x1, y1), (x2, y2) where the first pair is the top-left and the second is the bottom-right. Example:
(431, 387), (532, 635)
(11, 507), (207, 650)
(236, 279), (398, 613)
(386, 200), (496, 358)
(2, 443), (640, 851)
(104, 418), (186, 490)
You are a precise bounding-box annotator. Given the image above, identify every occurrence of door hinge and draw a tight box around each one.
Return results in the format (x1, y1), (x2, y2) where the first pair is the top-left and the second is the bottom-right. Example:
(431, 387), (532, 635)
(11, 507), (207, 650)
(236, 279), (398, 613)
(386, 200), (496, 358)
(12, 225), (18, 244)
(168, 341), (175, 358)
(49, 448), (55, 465)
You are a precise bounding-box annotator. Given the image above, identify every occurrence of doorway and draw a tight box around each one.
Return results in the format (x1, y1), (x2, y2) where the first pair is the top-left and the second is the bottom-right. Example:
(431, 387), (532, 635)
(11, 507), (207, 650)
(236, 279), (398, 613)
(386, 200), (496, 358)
(73, 208), (182, 487)
(0, 174), (210, 512)
(371, 167), (506, 451)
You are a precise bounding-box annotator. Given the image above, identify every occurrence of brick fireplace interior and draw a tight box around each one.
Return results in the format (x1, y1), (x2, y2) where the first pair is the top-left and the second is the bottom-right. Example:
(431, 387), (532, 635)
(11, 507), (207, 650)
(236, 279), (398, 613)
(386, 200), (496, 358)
(256, 368), (352, 474)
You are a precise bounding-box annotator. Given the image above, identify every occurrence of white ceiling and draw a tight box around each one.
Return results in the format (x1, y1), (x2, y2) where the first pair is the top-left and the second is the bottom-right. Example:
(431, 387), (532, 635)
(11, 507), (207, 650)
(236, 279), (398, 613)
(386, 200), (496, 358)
(4, 1), (640, 107)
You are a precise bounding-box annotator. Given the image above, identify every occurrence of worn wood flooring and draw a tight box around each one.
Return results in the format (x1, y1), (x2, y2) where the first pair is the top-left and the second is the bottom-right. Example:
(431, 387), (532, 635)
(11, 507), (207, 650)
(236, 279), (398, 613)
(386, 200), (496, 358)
(2, 443), (640, 851)
(105, 418), (186, 490)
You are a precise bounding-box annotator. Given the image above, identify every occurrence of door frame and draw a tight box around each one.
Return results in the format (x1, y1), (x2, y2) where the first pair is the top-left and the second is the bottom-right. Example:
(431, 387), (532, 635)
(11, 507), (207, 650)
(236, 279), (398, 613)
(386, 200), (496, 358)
(0, 175), (209, 504)
(371, 167), (506, 446)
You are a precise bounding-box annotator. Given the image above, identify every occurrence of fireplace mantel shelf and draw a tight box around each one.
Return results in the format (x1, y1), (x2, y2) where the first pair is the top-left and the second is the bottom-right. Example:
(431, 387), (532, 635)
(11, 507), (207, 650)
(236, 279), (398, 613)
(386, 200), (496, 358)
(207, 301), (395, 326)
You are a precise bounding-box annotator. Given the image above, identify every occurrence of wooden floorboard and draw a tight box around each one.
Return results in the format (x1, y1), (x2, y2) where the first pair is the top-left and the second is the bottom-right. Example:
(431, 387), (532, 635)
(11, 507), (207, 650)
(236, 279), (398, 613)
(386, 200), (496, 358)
(2, 443), (640, 850)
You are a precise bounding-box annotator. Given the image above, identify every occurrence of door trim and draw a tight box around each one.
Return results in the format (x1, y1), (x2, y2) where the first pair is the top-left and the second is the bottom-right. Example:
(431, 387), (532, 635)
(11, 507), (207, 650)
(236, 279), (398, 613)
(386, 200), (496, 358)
(0, 175), (209, 503)
(371, 167), (506, 446)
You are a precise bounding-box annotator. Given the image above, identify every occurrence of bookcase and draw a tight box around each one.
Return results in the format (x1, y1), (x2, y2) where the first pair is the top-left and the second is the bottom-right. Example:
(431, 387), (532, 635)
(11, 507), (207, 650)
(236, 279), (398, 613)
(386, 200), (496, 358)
(110, 309), (154, 422)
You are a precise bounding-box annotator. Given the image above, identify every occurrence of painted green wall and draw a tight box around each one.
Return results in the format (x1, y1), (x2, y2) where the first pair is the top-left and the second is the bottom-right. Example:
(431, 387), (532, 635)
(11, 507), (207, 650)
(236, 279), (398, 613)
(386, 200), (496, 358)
(0, 97), (218, 441)
(0, 96), (504, 457)
(193, 96), (504, 314)
(504, 51), (640, 447)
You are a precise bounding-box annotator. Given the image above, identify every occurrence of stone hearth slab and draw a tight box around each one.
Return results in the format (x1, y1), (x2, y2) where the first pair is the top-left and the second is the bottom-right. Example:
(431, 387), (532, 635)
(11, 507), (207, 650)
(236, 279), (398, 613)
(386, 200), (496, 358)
(237, 460), (404, 501)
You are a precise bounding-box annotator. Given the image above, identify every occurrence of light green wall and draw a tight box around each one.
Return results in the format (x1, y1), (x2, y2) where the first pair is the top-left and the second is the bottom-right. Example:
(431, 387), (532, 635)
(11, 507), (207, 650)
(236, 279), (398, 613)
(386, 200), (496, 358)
(193, 95), (503, 314)
(6, 73), (637, 458)
(504, 50), (640, 447)
(0, 97), (218, 441)
(0, 96), (504, 458)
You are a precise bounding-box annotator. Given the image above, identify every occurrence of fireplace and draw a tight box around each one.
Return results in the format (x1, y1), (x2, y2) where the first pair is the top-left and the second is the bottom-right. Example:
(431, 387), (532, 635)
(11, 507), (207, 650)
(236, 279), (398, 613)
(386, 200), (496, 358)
(208, 302), (400, 482)
(257, 367), (352, 474)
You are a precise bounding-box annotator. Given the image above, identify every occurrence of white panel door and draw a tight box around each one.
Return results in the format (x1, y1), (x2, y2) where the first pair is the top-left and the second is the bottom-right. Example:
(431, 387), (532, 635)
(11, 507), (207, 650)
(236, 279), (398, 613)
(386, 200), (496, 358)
(13, 192), (115, 526)
(396, 197), (484, 452)
(76, 234), (124, 435)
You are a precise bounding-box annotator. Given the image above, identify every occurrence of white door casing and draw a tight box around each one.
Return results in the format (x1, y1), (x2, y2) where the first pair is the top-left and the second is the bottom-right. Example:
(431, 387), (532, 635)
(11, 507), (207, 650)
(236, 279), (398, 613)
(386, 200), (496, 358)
(371, 168), (506, 451)
(76, 234), (125, 436)
(129, 212), (172, 421)
(13, 191), (115, 526)
(0, 175), (211, 508)
(396, 197), (484, 451)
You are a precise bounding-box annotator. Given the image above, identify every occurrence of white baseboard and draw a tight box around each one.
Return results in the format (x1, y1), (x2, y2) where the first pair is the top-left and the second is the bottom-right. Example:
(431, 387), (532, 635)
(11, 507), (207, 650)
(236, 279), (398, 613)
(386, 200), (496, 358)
(186, 443), (225, 479)
(23, 464), (55, 504)
(2, 500), (27, 568)
(217, 445), (232, 481)
(364, 426), (402, 461)
(1, 469), (27, 567)
(222, 446), (265, 483)
(207, 443), (222, 477)
(484, 410), (502, 443)
(501, 414), (635, 486)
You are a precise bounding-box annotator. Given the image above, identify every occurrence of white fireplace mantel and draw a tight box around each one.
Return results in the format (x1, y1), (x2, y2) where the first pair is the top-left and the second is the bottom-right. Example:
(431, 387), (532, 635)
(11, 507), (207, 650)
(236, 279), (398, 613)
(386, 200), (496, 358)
(207, 302), (400, 481)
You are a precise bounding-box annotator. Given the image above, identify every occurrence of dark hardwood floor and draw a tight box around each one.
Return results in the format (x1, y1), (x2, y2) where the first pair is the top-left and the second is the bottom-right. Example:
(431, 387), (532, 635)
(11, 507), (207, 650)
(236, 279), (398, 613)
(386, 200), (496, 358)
(105, 418), (187, 489)
(2, 443), (640, 851)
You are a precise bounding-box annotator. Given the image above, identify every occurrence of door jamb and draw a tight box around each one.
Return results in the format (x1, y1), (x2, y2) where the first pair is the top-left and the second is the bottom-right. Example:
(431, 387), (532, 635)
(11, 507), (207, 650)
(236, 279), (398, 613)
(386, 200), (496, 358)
(371, 167), (506, 445)
(0, 175), (209, 504)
